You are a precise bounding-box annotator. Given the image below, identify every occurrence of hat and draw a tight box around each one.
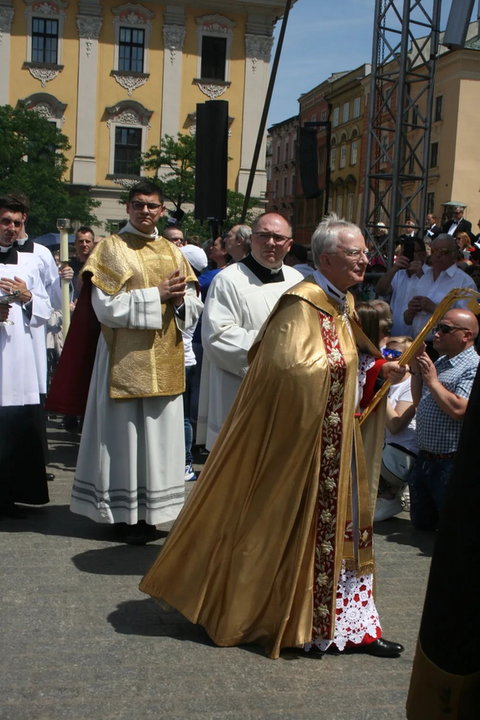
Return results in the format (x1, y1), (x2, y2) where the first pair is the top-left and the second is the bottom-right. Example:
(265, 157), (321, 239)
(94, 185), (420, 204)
(180, 244), (208, 273)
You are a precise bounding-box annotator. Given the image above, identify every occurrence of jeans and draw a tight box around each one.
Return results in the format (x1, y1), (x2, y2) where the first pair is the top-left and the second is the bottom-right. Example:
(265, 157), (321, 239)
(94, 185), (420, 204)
(407, 451), (455, 530)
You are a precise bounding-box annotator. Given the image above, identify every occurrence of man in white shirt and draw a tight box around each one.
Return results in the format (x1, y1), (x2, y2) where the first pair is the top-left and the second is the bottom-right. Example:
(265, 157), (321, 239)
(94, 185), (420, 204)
(404, 234), (476, 344)
(197, 212), (302, 450)
(0, 199), (52, 517)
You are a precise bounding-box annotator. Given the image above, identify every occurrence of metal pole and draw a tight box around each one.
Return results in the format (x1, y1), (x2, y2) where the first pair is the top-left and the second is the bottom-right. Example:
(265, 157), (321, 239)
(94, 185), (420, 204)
(241, 0), (293, 221)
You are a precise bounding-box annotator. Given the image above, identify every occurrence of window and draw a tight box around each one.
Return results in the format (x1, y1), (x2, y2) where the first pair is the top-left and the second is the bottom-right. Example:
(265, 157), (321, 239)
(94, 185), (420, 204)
(330, 147), (336, 171)
(283, 177), (288, 196)
(291, 174), (296, 195)
(114, 127), (142, 175)
(112, 4), (153, 90)
(427, 192), (435, 214)
(435, 95), (443, 122)
(276, 145), (280, 164)
(430, 142), (438, 168)
(412, 104), (419, 127)
(340, 144), (347, 168)
(353, 97), (361, 118)
(350, 141), (358, 166)
(285, 142), (289, 162)
(332, 107), (339, 127)
(119, 27), (145, 73)
(201, 35), (227, 80)
(32, 17), (58, 64)
(274, 179), (279, 198)
(342, 102), (350, 124)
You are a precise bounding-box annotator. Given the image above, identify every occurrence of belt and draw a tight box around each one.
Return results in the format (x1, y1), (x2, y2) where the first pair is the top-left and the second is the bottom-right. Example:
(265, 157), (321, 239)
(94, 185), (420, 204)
(420, 450), (456, 460)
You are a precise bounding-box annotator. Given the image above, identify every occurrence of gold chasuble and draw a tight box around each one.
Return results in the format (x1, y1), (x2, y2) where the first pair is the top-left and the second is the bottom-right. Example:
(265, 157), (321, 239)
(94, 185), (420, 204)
(139, 279), (383, 658)
(83, 233), (196, 399)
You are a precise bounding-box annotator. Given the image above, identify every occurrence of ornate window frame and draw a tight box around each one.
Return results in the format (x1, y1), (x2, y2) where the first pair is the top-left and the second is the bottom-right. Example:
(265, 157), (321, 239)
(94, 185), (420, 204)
(20, 92), (67, 128)
(111, 3), (154, 95)
(105, 100), (152, 183)
(23, 0), (67, 86)
(194, 14), (234, 99)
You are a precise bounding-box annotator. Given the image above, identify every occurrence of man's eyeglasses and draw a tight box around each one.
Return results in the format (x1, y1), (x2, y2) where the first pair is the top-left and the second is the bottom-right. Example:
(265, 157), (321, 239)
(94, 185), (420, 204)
(253, 231), (291, 244)
(431, 248), (452, 256)
(130, 201), (163, 211)
(328, 247), (369, 259)
(434, 323), (468, 334)
(0, 218), (22, 228)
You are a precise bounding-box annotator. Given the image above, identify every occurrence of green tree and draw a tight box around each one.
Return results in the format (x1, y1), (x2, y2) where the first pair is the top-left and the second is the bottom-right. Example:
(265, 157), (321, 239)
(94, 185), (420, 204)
(142, 133), (260, 237)
(141, 133), (195, 214)
(0, 104), (99, 237)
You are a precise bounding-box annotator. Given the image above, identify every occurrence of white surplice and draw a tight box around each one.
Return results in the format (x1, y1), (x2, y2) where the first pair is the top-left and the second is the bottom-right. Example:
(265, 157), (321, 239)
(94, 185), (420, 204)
(0, 255), (52, 406)
(71, 265), (203, 526)
(197, 262), (303, 450)
(16, 237), (62, 394)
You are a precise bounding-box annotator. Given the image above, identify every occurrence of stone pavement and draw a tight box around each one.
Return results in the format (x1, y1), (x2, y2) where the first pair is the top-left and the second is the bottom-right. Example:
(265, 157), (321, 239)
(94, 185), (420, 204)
(0, 416), (436, 720)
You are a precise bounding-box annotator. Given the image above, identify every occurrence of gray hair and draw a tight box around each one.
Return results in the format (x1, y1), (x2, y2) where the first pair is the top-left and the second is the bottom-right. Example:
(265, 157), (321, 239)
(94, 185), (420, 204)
(432, 233), (457, 253)
(235, 224), (252, 250)
(311, 213), (361, 269)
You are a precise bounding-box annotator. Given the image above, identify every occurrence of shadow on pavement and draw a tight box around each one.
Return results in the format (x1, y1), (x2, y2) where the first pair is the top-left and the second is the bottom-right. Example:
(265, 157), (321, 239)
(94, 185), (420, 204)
(107, 597), (213, 647)
(72, 543), (164, 575)
(374, 516), (436, 557)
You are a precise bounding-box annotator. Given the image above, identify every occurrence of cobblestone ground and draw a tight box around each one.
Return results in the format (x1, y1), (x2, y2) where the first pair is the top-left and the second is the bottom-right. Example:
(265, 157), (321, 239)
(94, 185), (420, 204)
(0, 416), (436, 720)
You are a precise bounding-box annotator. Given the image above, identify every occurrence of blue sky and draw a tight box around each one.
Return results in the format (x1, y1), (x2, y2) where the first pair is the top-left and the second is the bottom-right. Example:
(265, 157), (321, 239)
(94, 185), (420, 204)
(268, 0), (375, 126)
(267, 0), (454, 127)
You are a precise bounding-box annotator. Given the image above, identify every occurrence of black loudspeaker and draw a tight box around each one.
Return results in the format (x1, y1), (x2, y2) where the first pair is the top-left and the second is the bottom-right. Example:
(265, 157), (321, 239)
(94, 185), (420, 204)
(195, 100), (228, 221)
(443, 0), (475, 49)
(298, 126), (319, 199)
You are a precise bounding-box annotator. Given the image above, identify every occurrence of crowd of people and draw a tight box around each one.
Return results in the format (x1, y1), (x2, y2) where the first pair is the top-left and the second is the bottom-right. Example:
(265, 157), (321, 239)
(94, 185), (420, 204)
(1, 188), (479, 673)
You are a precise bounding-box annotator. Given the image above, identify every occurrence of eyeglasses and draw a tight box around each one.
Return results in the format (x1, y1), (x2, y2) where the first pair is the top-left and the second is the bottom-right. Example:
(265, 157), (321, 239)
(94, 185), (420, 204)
(0, 218), (22, 228)
(434, 323), (468, 334)
(382, 347), (402, 359)
(253, 231), (291, 244)
(130, 201), (163, 211)
(430, 248), (452, 256)
(328, 247), (369, 259)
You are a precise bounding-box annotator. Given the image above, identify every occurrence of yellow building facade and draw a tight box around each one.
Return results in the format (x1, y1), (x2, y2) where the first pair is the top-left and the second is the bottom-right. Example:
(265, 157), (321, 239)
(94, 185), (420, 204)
(0, 0), (287, 229)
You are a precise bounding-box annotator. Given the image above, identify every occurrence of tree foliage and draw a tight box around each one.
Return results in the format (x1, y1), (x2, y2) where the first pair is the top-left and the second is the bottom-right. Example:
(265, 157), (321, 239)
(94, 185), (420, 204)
(0, 105), (99, 237)
(141, 133), (195, 212)
(142, 133), (260, 238)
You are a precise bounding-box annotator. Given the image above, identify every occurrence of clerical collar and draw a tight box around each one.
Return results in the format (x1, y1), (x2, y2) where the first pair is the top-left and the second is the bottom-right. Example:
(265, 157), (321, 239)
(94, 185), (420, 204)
(119, 220), (158, 240)
(240, 253), (285, 283)
(15, 234), (34, 253)
(312, 269), (347, 305)
(0, 244), (18, 264)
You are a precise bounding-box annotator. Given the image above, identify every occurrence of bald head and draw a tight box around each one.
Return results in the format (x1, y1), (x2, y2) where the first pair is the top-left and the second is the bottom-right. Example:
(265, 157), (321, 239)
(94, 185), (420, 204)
(433, 308), (479, 357)
(443, 309), (479, 339)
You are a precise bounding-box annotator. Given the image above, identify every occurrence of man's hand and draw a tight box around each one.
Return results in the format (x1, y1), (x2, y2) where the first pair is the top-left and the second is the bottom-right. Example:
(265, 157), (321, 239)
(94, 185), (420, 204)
(0, 276), (32, 304)
(0, 303), (10, 322)
(409, 295), (435, 314)
(393, 254), (411, 270)
(408, 259), (424, 277)
(416, 351), (438, 388)
(59, 264), (74, 281)
(158, 269), (186, 306)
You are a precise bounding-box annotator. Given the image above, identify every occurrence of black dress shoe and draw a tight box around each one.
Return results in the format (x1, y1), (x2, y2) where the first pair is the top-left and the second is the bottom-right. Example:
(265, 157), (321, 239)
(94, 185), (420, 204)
(346, 638), (404, 658)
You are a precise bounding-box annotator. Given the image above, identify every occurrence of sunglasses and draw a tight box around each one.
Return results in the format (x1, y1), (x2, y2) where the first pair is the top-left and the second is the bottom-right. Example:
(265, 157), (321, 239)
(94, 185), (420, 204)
(434, 324), (468, 334)
(382, 347), (402, 359)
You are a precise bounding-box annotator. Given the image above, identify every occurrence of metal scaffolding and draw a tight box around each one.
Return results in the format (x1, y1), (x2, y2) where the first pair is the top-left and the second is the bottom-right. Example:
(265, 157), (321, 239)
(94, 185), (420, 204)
(362, 0), (442, 264)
